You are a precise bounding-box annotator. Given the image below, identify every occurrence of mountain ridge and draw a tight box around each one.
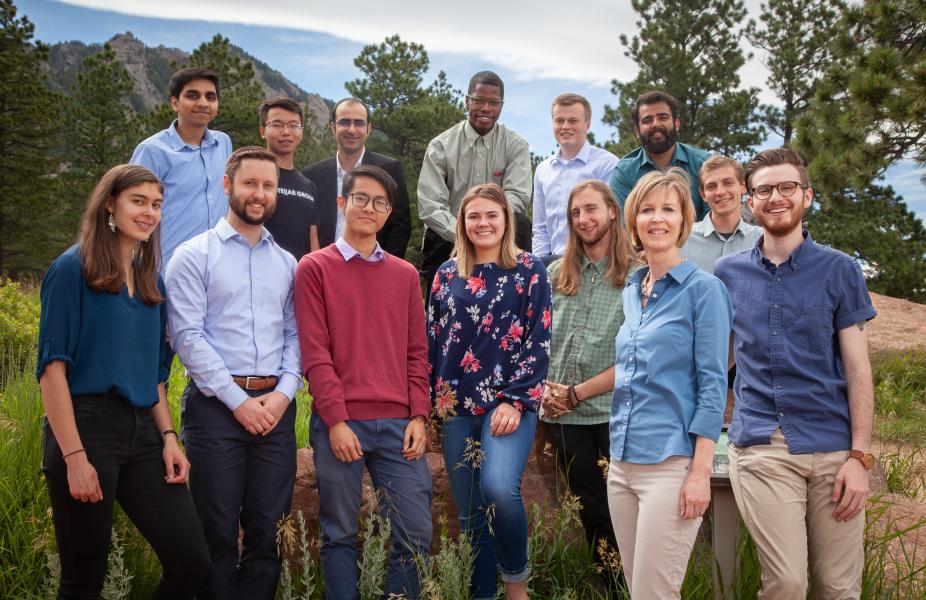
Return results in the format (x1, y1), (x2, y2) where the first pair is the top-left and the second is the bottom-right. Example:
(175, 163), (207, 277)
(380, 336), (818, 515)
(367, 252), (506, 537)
(46, 32), (331, 130)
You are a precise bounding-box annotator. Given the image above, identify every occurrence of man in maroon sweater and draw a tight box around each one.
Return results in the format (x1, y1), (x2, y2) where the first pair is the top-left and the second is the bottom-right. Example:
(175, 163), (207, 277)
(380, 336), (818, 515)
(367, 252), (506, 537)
(294, 165), (431, 600)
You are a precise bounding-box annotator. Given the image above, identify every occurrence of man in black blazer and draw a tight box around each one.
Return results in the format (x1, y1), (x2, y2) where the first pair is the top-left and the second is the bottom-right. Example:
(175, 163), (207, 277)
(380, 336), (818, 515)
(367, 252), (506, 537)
(303, 98), (412, 257)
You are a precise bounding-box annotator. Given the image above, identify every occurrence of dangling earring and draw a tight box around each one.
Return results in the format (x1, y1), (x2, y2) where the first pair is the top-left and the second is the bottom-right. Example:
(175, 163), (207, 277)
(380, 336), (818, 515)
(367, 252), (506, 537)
(108, 213), (116, 233)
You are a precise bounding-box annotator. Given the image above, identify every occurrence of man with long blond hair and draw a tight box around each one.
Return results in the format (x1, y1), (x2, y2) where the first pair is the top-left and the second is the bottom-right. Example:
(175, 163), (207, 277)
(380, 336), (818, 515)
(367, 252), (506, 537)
(541, 179), (638, 588)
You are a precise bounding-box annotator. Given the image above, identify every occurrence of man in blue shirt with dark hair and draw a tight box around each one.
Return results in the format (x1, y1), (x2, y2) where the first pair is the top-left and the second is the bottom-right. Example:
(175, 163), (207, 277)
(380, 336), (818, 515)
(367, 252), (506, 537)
(131, 67), (233, 266)
(609, 90), (711, 220)
(714, 148), (875, 599)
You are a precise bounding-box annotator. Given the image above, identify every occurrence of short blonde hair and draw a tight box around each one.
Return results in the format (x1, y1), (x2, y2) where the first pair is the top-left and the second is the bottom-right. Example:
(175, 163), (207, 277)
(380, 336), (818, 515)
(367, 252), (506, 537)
(453, 183), (520, 278)
(699, 155), (744, 189)
(624, 168), (695, 252)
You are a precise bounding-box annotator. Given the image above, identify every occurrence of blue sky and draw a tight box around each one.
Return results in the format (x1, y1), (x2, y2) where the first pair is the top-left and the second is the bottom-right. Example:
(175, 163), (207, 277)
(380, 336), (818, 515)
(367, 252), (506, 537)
(20, 0), (925, 222)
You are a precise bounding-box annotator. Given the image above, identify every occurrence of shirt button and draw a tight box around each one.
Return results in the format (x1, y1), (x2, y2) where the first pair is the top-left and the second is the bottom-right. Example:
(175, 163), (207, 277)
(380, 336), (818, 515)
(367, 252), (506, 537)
(772, 331), (778, 336)
(642, 313), (647, 319)
(774, 385), (782, 390)
(775, 277), (781, 282)
(773, 304), (779, 309)
(778, 411), (784, 418)
(629, 356), (634, 362)
(652, 293), (658, 297)
(625, 401), (630, 406)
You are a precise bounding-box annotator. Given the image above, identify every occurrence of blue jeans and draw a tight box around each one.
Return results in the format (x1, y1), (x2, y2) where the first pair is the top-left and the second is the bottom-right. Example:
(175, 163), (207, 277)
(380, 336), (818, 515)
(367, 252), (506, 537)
(310, 414), (432, 600)
(441, 407), (537, 599)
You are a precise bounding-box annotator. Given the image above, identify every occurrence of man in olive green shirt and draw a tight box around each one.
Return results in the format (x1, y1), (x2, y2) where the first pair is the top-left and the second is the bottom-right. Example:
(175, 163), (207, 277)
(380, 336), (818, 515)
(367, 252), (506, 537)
(417, 70), (532, 286)
(541, 179), (638, 585)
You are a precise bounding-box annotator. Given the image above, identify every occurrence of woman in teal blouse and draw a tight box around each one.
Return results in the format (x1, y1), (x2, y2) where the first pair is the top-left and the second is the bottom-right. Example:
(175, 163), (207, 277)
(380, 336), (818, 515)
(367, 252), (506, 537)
(607, 169), (732, 599)
(37, 165), (208, 599)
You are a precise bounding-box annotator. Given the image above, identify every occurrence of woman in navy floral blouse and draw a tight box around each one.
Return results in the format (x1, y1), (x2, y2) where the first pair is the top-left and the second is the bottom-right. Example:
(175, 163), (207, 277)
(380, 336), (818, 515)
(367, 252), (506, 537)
(428, 183), (552, 600)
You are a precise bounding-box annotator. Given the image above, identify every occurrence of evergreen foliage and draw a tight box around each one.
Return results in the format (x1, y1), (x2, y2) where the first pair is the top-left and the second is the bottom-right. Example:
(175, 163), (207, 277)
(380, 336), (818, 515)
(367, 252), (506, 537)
(795, 0), (926, 193)
(602, 0), (765, 158)
(807, 185), (926, 303)
(0, 0), (61, 274)
(750, 0), (845, 146)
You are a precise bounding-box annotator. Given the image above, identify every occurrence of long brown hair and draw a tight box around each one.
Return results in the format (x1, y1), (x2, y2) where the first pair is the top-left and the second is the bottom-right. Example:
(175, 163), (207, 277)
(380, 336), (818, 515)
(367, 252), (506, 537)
(452, 183), (520, 278)
(78, 164), (164, 305)
(556, 180), (638, 295)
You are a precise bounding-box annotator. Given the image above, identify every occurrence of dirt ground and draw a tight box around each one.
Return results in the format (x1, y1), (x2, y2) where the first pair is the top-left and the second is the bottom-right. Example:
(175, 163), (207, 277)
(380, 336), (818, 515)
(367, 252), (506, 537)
(868, 293), (926, 352)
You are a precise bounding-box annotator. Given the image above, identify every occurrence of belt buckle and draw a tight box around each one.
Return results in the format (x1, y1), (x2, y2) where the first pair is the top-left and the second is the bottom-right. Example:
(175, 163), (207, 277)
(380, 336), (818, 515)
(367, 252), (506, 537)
(245, 376), (258, 390)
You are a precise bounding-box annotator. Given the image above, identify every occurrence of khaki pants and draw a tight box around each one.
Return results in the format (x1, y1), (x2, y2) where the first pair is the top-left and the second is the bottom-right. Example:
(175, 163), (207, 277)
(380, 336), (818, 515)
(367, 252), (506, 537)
(729, 429), (864, 599)
(606, 456), (701, 599)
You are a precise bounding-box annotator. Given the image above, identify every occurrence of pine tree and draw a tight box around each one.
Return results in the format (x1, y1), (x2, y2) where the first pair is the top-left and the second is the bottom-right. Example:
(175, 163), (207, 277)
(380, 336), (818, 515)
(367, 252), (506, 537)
(60, 44), (139, 226)
(603, 0), (765, 158)
(345, 35), (465, 261)
(795, 0), (926, 193)
(750, 0), (845, 146)
(345, 35), (464, 175)
(0, 0), (61, 274)
(807, 185), (926, 302)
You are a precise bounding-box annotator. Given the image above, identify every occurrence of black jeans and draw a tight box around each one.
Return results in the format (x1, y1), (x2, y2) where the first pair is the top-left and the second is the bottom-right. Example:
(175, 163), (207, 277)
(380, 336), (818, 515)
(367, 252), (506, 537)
(181, 382), (297, 600)
(42, 394), (209, 600)
(544, 421), (619, 557)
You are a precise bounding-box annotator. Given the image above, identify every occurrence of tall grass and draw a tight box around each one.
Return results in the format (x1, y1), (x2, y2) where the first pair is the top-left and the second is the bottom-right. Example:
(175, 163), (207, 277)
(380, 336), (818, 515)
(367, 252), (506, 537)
(871, 348), (926, 446)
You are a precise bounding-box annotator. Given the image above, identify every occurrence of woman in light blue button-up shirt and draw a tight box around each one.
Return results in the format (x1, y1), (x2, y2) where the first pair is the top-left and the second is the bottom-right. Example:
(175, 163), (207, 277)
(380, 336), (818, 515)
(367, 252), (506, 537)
(606, 169), (732, 600)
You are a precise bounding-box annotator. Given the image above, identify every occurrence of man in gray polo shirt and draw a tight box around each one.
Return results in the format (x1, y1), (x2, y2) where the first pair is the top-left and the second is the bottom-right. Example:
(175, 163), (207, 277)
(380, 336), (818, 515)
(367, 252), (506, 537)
(682, 155), (762, 273)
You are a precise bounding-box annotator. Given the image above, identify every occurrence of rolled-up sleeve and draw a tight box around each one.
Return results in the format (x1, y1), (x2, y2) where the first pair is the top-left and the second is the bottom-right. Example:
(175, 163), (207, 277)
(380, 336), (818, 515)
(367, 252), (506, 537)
(502, 137), (532, 215)
(417, 139), (456, 242)
(36, 255), (82, 380)
(688, 278), (733, 441)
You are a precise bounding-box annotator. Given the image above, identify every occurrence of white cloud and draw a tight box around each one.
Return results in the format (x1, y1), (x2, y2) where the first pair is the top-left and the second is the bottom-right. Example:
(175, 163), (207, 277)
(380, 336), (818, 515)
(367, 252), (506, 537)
(57, 0), (772, 91)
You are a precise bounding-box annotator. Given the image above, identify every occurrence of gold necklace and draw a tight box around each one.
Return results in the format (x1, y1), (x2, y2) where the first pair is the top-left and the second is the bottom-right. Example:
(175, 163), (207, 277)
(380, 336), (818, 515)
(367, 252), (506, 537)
(641, 269), (652, 301)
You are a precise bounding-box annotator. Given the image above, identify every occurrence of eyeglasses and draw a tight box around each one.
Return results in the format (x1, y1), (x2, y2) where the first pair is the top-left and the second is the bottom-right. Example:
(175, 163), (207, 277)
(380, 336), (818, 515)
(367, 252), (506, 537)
(264, 121), (303, 131)
(335, 119), (368, 129)
(750, 181), (806, 200)
(466, 95), (503, 109)
(348, 192), (391, 213)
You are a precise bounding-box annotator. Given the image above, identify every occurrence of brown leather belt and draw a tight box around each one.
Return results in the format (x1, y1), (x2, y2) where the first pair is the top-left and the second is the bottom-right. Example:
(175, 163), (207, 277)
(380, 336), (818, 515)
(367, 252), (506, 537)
(232, 375), (279, 391)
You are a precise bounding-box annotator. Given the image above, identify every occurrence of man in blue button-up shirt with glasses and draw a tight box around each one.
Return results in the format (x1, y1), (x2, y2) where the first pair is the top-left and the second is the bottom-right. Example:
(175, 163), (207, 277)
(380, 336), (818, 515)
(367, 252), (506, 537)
(715, 148), (876, 600)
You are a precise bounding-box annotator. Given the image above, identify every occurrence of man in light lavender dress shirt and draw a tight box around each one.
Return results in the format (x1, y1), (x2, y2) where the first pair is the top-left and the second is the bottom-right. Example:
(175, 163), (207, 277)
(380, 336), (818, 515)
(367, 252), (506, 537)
(130, 67), (232, 267)
(681, 155), (762, 274)
(166, 147), (301, 600)
(532, 93), (618, 262)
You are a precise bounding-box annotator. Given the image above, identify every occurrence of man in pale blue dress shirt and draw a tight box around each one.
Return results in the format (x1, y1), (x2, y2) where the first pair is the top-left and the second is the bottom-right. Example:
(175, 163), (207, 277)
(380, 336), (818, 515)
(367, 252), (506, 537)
(532, 93), (618, 261)
(166, 147), (301, 600)
(131, 67), (233, 267)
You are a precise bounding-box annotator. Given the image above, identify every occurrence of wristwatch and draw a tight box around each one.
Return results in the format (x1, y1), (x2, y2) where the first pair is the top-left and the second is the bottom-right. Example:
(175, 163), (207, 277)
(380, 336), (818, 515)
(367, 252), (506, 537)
(848, 450), (875, 471)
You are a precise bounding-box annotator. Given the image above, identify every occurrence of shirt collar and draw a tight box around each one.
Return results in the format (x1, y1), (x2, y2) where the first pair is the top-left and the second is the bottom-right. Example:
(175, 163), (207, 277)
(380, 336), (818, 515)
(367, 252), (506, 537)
(751, 229), (814, 269)
(640, 141), (688, 170)
(580, 253), (609, 274)
(694, 213), (748, 238)
(215, 217), (271, 245)
(335, 236), (385, 262)
(166, 119), (217, 151)
(335, 149), (365, 176)
(627, 260), (695, 286)
(555, 140), (592, 165)
(463, 120), (497, 147)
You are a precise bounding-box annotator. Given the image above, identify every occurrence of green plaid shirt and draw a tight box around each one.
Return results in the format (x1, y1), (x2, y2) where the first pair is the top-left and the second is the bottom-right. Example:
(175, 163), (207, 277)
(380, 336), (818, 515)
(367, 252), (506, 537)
(542, 256), (634, 425)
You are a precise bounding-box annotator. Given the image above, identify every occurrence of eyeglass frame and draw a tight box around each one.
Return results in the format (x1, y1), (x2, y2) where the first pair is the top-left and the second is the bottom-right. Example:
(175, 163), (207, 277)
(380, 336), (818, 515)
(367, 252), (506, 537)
(466, 95), (503, 109)
(750, 181), (808, 200)
(263, 121), (303, 131)
(347, 192), (391, 213)
(334, 118), (369, 129)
